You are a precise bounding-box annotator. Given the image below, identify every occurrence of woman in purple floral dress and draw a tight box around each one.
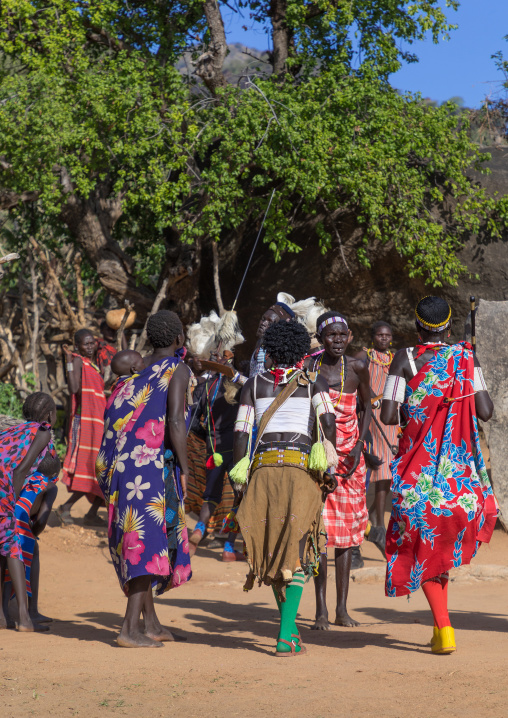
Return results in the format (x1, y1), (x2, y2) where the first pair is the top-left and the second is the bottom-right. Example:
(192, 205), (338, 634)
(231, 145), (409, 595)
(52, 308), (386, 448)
(97, 311), (192, 648)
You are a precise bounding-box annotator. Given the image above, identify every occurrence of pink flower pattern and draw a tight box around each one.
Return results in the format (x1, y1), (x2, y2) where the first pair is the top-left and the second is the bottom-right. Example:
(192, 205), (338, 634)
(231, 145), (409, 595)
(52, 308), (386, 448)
(122, 531), (145, 566)
(135, 419), (165, 449)
(145, 552), (170, 575)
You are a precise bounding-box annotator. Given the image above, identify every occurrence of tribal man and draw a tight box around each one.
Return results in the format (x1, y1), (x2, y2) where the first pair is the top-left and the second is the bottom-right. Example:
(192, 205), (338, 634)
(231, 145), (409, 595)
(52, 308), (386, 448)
(249, 296), (296, 377)
(381, 296), (497, 654)
(307, 311), (372, 629)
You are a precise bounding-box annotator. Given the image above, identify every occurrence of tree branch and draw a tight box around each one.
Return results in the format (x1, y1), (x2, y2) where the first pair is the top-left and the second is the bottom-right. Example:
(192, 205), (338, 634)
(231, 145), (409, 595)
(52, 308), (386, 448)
(29, 237), (82, 331)
(211, 240), (225, 316)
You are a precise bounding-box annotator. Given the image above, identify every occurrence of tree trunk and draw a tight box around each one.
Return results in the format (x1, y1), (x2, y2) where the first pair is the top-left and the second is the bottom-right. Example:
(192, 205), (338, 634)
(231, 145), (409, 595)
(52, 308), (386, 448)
(195, 0), (228, 94)
(270, 0), (289, 76)
(60, 183), (155, 311)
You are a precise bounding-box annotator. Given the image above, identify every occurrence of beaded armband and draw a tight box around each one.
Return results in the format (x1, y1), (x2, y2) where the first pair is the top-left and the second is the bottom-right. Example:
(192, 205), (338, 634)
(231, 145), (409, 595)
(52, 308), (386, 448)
(234, 404), (255, 433)
(474, 367), (487, 392)
(311, 391), (335, 416)
(383, 375), (406, 404)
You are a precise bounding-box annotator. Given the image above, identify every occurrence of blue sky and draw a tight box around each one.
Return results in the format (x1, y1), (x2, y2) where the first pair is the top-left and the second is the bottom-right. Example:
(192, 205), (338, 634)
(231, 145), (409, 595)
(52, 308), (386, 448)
(222, 1), (508, 108)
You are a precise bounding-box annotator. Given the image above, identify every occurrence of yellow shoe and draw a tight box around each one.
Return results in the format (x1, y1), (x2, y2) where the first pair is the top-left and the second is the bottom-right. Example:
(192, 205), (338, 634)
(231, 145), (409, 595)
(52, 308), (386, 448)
(431, 626), (456, 654)
(430, 626), (439, 647)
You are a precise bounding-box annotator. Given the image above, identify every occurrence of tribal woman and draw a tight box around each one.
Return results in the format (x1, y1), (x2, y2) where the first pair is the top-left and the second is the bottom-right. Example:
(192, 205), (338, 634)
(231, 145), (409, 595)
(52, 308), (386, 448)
(307, 311), (372, 629)
(97, 310), (192, 648)
(355, 322), (399, 548)
(0, 392), (59, 632)
(234, 319), (337, 656)
(58, 328), (106, 526)
(381, 296), (497, 655)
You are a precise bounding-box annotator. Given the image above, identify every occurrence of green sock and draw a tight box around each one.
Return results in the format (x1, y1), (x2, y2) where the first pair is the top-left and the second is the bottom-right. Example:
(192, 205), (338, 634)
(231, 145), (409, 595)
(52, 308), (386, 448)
(272, 585), (281, 613)
(276, 570), (305, 653)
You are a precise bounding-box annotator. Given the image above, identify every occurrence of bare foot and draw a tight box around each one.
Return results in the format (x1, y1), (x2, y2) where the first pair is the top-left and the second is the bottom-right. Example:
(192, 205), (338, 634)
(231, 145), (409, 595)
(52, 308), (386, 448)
(188, 542), (197, 558)
(311, 615), (330, 631)
(29, 611), (53, 624)
(117, 630), (164, 648)
(17, 619), (50, 632)
(334, 611), (360, 627)
(145, 626), (187, 642)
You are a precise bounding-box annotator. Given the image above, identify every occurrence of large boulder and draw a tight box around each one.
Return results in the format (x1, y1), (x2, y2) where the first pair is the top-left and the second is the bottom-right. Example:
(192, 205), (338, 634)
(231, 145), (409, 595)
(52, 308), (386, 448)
(475, 299), (508, 528)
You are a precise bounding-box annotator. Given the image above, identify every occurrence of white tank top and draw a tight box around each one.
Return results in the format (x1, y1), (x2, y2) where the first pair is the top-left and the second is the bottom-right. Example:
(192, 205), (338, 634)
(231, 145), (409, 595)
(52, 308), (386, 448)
(253, 376), (314, 437)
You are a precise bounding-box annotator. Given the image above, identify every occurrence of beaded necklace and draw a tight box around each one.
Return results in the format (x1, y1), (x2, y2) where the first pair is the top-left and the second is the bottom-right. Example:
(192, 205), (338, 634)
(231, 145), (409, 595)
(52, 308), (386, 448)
(367, 347), (393, 367)
(317, 352), (344, 408)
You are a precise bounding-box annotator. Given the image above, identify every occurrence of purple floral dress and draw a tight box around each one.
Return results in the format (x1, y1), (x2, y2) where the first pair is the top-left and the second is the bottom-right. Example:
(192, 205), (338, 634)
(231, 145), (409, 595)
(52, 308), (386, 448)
(96, 357), (192, 596)
(0, 422), (54, 561)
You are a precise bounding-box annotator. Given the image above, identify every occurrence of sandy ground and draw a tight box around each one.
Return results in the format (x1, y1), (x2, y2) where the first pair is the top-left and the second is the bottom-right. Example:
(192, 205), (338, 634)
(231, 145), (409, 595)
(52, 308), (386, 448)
(2, 485), (508, 718)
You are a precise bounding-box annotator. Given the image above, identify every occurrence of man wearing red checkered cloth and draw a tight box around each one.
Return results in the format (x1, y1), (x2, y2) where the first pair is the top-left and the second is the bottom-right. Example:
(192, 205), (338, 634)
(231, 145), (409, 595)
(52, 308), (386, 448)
(305, 311), (372, 629)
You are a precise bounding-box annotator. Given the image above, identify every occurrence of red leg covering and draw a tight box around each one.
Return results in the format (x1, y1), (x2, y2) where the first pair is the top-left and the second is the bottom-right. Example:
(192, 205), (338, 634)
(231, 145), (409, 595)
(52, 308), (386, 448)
(422, 578), (451, 629)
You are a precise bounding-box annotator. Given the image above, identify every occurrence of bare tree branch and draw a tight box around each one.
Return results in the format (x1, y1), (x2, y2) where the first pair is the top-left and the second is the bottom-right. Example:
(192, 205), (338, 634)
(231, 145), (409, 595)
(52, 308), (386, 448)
(195, 0), (228, 94)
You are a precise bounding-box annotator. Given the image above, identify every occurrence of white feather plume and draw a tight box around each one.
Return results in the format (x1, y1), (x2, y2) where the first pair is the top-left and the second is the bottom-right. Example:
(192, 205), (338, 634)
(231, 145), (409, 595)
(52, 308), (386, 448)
(186, 310), (244, 358)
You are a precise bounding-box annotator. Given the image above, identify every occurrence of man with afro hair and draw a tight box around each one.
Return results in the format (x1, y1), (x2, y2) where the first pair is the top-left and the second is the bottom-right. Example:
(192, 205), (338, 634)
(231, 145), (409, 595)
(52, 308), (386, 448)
(234, 319), (337, 656)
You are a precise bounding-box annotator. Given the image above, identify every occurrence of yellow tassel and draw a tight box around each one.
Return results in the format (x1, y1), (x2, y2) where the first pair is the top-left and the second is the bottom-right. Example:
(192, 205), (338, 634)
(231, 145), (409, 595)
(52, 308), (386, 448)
(308, 442), (328, 472)
(323, 438), (338, 468)
(213, 452), (223, 467)
(229, 455), (250, 489)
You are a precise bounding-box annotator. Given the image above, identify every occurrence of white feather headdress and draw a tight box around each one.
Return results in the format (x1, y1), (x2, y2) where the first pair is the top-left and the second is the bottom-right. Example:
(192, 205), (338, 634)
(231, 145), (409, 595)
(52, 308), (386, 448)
(275, 292), (329, 336)
(186, 310), (245, 358)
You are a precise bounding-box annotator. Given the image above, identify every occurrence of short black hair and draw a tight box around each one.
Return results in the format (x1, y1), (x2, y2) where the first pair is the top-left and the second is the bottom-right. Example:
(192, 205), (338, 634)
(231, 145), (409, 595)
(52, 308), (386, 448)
(262, 319), (310, 365)
(74, 328), (94, 344)
(371, 321), (392, 335)
(415, 296), (451, 330)
(146, 310), (183, 349)
(23, 392), (55, 423)
(316, 310), (347, 335)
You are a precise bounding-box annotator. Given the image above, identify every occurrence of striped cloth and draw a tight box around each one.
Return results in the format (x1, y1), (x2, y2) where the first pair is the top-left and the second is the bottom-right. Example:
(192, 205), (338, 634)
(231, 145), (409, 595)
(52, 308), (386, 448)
(322, 390), (368, 548)
(185, 432), (235, 533)
(62, 355), (105, 500)
(365, 348), (399, 482)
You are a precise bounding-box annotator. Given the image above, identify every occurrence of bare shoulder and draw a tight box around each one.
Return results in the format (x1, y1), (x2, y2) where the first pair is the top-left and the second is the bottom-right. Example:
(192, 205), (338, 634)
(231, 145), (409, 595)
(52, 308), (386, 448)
(389, 348), (410, 375)
(313, 373), (330, 394)
(348, 356), (368, 377)
(353, 349), (368, 362)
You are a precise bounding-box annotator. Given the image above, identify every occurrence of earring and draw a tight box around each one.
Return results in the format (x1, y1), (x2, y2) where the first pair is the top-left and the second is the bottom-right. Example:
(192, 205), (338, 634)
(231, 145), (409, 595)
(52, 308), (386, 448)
(389, 341), (393, 346)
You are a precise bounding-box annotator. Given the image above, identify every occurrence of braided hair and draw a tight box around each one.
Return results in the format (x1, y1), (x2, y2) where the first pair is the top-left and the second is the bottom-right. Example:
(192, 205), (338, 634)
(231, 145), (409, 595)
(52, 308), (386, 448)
(415, 296), (451, 332)
(23, 392), (55, 423)
(146, 310), (183, 349)
(262, 319), (310, 365)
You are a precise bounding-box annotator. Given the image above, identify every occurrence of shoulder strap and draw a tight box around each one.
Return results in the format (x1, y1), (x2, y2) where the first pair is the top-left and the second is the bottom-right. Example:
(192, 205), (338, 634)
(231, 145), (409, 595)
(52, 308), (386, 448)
(406, 348), (417, 377)
(253, 373), (303, 454)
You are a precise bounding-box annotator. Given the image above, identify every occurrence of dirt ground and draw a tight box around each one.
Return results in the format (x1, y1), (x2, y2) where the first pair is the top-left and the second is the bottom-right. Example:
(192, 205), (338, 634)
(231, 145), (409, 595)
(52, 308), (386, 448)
(2, 485), (508, 718)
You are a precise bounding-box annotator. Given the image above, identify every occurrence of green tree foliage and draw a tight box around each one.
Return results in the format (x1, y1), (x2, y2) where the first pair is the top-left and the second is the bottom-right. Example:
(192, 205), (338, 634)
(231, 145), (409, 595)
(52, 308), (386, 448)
(0, 0), (504, 296)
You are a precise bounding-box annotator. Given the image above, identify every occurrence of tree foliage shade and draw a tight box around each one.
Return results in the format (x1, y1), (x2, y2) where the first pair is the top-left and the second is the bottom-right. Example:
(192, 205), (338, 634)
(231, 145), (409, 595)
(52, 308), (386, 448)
(0, 0), (505, 301)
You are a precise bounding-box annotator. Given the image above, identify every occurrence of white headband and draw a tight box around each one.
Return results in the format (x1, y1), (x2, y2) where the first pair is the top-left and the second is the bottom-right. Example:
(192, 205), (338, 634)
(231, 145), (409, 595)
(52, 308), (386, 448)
(317, 316), (348, 335)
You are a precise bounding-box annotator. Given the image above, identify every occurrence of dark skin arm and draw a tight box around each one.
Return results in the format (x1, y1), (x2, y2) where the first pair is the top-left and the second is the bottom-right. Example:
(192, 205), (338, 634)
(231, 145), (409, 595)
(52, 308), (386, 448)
(233, 379), (254, 465)
(381, 349), (407, 425)
(473, 353), (494, 421)
(12, 429), (51, 498)
(381, 347), (494, 424)
(167, 362), (190, 498)
(341, 359), (372, 477)
(63, 345), (82, 395)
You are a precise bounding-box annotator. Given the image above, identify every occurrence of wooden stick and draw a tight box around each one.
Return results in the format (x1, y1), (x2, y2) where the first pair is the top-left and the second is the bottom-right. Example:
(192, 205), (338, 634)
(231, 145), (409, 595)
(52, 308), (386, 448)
(212, 240), (225, 317)
(470, 296), (476, 353)
(29, 254), (40, 388)
(0, 252), (19, 264)
(117, 301), (135, 352)
(73, 252), (86, 326)
(29, 237), (81, 331)
(135, 275), (170, 353)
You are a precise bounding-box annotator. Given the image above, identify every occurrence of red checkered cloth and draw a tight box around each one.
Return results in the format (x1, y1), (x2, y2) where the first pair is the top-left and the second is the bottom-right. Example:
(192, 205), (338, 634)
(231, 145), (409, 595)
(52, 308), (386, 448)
(62, 355), (106, 501)
(322, 390), (367, 548)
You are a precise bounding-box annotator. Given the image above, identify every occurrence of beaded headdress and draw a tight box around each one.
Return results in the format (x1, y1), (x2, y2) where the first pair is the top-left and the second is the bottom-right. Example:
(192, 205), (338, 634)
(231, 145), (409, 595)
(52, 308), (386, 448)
(414, 297), (451, 332)
(317, 315), (348, 335)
